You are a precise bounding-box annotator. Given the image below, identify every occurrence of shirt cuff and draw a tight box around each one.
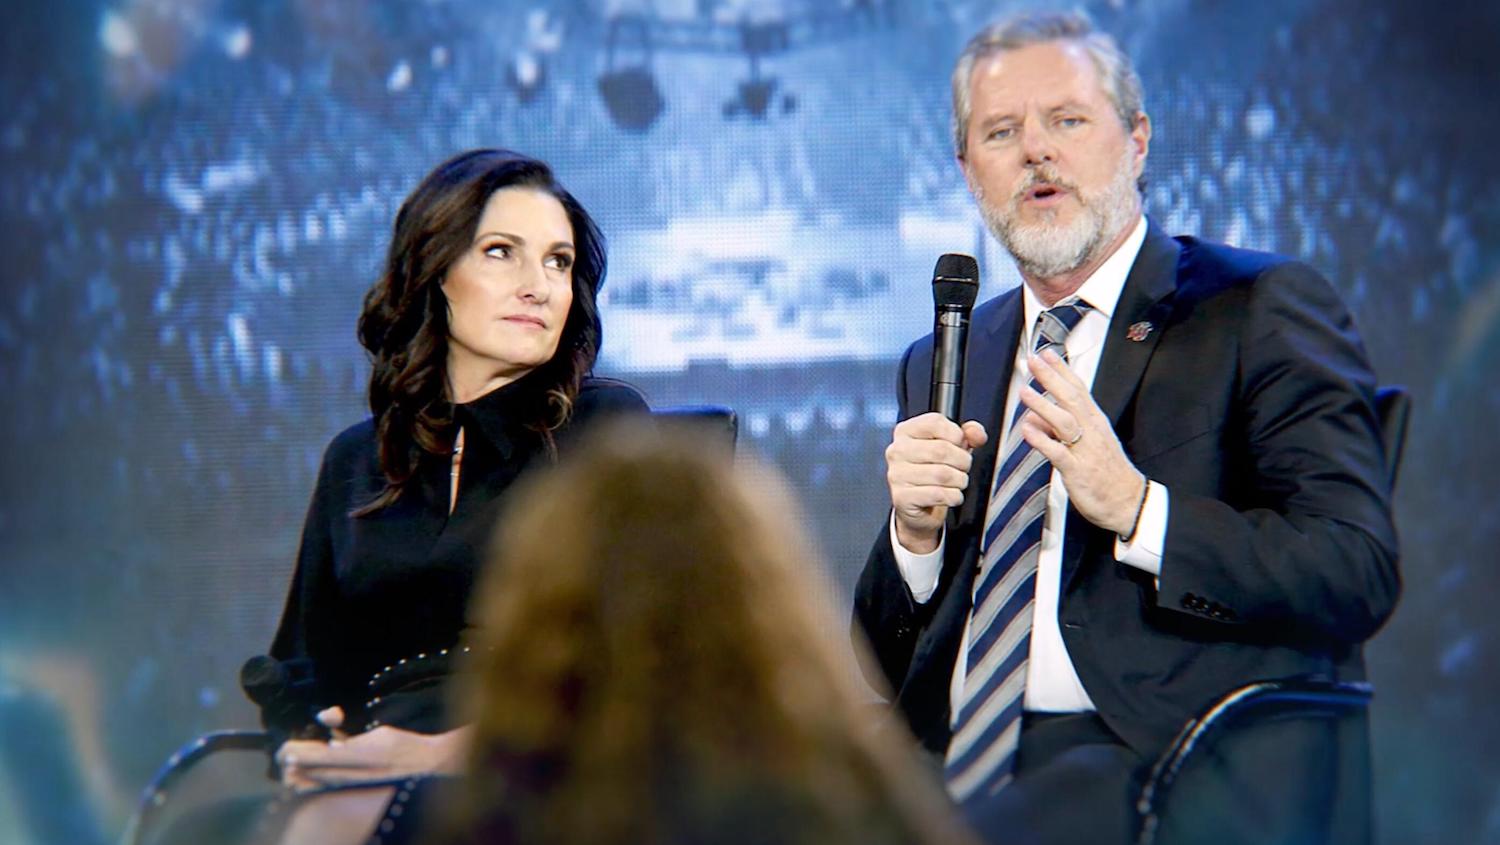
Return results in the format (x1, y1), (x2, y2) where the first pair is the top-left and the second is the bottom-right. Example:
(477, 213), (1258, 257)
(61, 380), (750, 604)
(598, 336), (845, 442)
(1114, 480), (1168, 578)
(890, 510), (945, 604)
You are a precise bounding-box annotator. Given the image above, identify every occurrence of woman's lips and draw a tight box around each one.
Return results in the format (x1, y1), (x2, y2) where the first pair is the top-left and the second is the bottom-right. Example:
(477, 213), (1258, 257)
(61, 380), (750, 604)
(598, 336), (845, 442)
(502, 315), (547, 329)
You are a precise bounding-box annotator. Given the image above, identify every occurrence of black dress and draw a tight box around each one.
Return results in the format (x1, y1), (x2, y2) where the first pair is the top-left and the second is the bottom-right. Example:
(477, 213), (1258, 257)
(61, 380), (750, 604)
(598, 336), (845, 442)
(259, 375), (648, 736)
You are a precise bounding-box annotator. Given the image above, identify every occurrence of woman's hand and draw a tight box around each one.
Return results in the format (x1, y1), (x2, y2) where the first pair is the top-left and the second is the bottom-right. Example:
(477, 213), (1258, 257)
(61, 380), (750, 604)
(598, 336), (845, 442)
(276, 707), (471, 791)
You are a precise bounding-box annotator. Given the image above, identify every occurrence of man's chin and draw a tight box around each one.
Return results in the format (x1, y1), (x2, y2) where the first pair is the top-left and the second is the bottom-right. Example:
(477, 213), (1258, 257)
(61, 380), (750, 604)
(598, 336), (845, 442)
(1004, 228), (1097, 279)
(1013, 201), (1072, 225)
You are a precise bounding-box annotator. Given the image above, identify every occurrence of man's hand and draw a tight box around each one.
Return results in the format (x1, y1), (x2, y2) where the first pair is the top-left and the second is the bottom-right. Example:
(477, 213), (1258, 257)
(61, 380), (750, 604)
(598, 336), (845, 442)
(276, 707), (470, 792)
(1017, 349), (1146, 536)
(886, 412), (988, 553)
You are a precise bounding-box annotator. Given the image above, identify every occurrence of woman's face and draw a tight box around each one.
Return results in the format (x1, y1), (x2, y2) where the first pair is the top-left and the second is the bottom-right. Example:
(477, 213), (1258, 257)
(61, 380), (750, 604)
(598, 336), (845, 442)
(441, 186), (576, 390)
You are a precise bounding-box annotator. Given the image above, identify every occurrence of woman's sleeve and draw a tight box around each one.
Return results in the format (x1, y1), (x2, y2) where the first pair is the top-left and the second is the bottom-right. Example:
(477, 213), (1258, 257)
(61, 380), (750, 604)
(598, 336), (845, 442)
(256, 438), (345, 735)
(270, 442), (340, 664)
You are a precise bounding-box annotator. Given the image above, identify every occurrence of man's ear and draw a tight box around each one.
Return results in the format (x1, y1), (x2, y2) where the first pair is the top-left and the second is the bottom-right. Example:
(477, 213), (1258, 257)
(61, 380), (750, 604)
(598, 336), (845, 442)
(957, 154), (977, 197)
(1131, 111), (1152, 170)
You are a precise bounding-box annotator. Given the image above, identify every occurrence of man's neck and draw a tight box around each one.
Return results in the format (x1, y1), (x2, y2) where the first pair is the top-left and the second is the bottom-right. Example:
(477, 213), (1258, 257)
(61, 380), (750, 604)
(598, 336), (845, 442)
(1021, 213), (1141, 307)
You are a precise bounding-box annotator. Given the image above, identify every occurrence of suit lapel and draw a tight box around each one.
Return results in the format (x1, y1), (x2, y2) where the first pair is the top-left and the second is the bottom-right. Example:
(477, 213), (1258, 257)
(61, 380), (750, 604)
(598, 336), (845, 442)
(1090, 222), (1181, 425)
(953, 288), (1024, 536)
(1061, 222), (1181, 591)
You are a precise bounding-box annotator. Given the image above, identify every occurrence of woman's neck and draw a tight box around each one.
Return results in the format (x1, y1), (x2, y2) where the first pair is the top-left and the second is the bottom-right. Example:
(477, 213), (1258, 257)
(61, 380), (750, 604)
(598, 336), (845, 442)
(446, 354), (532, 404)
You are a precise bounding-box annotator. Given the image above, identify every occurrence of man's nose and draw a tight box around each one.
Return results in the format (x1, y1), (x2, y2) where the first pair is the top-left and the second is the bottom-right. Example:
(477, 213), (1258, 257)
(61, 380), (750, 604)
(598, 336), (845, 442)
(1020, 122), (1058, 167)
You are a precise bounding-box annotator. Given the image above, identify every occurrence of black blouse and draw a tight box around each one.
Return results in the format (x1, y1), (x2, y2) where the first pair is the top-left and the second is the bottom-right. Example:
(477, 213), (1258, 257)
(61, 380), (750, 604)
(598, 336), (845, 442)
(262, 375), (648, 734)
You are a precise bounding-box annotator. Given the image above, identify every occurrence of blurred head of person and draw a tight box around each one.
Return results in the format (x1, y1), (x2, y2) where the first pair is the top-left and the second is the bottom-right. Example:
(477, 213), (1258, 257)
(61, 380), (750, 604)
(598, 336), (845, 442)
(438, 422), (972, 845)
(951, 11), (1150, 286)
(355, 149), (606, 513)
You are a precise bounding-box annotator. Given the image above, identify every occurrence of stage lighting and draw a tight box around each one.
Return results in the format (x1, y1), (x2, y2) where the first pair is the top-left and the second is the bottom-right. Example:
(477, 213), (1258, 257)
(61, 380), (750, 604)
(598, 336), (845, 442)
(722, 19), (797, 121)
(598, 16), (663, 132)
(724, 77), (797, 120)
(507, 51), (546, 104)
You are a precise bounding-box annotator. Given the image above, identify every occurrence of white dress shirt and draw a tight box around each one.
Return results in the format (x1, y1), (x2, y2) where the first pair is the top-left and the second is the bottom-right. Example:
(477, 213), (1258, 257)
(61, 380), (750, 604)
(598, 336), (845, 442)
(891, 215), (1170, 719)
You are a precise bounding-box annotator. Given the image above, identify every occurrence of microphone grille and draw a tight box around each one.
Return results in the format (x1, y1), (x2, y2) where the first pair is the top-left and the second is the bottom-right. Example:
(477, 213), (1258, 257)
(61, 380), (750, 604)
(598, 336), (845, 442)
(933, 253), (979, 309)
(240, 655), (288, 705)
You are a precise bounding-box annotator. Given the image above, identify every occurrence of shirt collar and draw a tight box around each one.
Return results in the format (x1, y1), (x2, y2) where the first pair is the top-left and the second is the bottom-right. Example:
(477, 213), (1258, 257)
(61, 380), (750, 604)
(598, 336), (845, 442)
(455, 371), (551, 459)
(1022, 214), (1148, 327)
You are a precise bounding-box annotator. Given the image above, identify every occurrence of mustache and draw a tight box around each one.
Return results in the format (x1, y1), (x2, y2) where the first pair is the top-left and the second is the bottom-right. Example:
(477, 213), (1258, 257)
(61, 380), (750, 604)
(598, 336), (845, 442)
(1012, 167), (1079, 203)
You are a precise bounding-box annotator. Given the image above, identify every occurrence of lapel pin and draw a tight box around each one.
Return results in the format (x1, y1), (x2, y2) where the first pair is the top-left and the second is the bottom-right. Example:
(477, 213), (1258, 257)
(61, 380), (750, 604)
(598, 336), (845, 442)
(1126, 321), (1153, 342)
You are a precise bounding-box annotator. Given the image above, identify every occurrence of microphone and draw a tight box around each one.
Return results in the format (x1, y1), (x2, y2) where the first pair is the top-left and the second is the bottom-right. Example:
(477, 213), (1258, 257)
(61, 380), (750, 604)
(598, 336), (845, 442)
(929, 253), (980, 421)
(240, 655), (323, 738)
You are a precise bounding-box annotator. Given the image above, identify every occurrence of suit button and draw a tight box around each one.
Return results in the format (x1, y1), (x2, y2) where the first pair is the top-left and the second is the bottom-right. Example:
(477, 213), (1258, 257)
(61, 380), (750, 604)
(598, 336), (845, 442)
(1180, 592), (1198, 610)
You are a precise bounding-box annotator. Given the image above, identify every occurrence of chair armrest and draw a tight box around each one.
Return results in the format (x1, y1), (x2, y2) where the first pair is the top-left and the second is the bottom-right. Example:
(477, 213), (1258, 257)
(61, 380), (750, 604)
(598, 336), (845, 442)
(124, 730), (274, 845)
(1135, 679), (1372, 845)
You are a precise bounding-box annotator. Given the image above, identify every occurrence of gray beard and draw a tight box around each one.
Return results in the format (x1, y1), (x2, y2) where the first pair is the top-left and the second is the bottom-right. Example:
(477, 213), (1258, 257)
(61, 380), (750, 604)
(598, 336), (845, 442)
(979, 154), (1140, 280)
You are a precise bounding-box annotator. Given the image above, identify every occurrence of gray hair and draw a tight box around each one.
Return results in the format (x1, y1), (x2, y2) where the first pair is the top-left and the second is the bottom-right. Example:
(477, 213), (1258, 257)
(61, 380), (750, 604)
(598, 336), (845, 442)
(950, 11), (1145, 160)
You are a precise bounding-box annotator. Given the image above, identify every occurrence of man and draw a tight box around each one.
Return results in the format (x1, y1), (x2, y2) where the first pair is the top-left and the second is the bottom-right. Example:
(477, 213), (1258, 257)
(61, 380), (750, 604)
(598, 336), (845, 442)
(853, 12), (1398, 844)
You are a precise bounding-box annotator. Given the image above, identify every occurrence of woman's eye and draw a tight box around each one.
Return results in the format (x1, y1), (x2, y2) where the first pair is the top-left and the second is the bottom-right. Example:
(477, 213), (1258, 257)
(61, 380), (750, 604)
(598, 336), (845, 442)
(484, 244), (512, 259)
(545, 254), (574, 271)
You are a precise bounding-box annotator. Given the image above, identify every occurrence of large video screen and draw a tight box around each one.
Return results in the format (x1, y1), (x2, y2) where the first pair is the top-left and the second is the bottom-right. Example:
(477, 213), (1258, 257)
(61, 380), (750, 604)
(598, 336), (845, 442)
(2, 1), (1497, 841)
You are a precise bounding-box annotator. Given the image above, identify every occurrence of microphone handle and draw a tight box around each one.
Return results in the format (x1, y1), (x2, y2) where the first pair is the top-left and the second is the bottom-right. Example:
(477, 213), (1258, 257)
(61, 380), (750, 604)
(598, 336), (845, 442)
(930, 307), (970, 420)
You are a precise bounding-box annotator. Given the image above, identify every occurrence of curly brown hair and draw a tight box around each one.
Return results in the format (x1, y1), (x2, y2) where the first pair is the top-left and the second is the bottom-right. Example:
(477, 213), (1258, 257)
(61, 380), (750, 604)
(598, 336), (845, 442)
(353, 149), (606, 515)
(436, 422), (975, 845)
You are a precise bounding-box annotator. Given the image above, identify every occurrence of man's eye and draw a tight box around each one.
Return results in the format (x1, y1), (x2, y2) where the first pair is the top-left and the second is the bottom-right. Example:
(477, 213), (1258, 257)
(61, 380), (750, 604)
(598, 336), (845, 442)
(988, 127), (1015, 141)
(1058, 116), (1084, 128)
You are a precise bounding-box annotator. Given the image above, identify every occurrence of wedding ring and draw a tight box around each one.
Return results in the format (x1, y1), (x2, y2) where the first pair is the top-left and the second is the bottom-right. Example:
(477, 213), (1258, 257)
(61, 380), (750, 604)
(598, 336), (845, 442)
(1063, 428), (1084, 447)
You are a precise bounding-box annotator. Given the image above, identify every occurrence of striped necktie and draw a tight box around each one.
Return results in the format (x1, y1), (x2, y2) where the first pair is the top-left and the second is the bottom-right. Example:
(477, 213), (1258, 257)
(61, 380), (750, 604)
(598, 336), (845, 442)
(944, 299), (1091, 803)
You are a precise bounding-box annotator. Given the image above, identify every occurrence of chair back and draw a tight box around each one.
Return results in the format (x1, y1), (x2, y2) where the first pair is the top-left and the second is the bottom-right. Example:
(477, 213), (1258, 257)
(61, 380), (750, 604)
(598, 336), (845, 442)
(653, 405), (739, 456)
(1137, 386), (1412, 845)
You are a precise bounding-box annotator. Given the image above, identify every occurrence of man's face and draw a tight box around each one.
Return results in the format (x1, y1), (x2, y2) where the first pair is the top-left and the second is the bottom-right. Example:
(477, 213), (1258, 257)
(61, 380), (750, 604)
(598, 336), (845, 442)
(961, 41), (1150, 279)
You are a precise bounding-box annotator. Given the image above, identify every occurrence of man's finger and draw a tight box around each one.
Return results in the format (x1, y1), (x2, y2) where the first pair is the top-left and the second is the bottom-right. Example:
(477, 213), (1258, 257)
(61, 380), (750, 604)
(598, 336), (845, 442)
(1017, 386), (1075, 438)
(896, 412), (967, 446)
(961, 420), (989, 449)
(891, 437), (974, 470)
(898, 485), (964, 510)
(1040, 349), (1089, 391)
(892, 463), (970, 491)
(1027, 351), (1087, 411)
(1019, 415), (1070, 465)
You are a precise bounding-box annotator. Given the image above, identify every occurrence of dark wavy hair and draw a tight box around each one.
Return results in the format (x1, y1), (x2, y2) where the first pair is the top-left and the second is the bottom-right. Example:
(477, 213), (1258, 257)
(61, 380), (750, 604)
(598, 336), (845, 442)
(353, 149), (606, 515)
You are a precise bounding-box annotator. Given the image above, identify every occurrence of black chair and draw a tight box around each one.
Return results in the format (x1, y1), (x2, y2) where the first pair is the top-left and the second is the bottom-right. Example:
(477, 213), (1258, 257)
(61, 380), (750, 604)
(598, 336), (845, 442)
(1134, 385), (1411, 845)
(124, 403), (739, 845)
(652, 404), (740, 455)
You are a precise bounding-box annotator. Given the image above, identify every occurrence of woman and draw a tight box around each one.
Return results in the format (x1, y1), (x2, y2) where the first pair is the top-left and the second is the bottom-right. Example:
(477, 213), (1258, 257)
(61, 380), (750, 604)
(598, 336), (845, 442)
(407, 422), (977, 845)
(256, 149), (648, 790)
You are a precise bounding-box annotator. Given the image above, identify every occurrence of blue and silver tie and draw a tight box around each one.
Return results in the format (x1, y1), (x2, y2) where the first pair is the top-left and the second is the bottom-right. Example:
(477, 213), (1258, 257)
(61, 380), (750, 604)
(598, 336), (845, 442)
(944, 300), (1091, 803)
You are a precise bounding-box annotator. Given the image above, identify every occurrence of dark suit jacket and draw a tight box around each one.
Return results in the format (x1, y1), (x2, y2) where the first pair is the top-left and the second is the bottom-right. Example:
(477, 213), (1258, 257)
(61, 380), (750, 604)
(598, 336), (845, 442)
(853, 222), (1400, 759)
